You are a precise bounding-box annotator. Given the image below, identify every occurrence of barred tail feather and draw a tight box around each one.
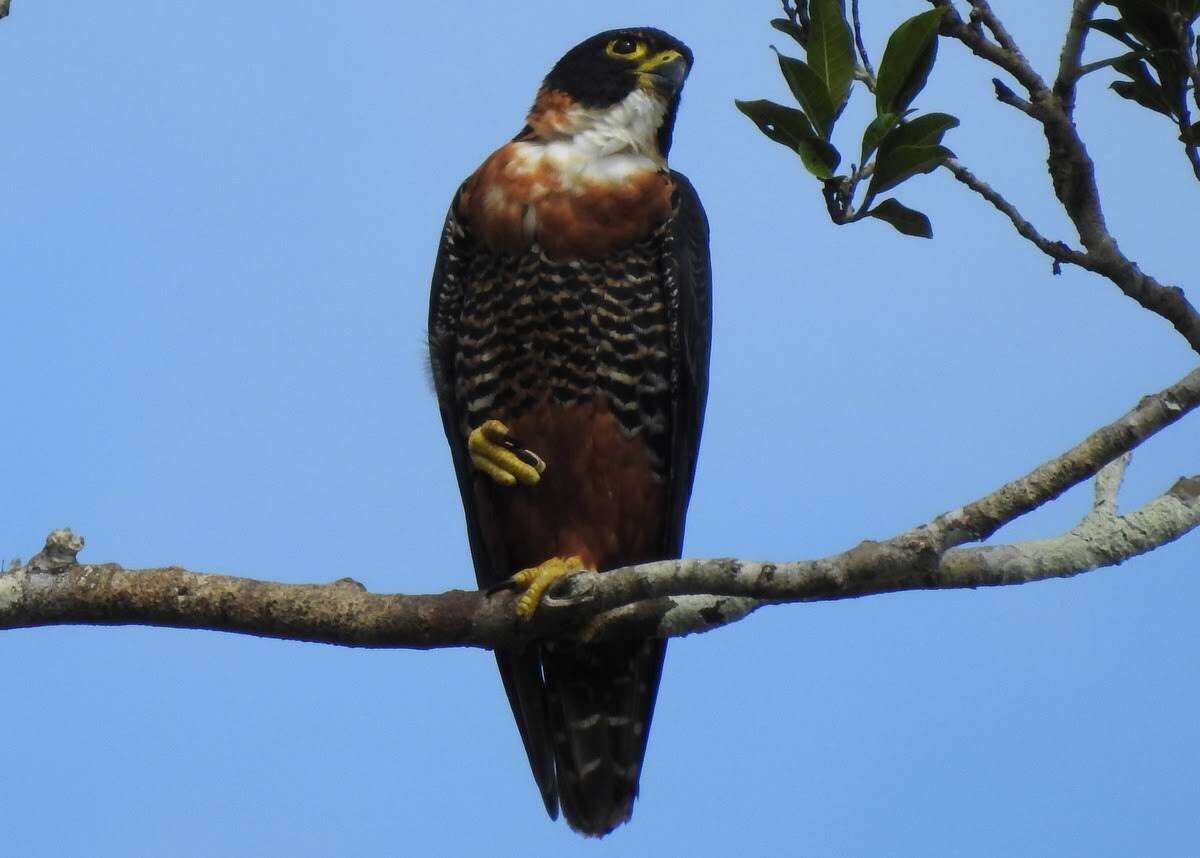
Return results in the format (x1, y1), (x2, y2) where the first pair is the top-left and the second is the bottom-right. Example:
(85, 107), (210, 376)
(541, 638), (666, 837)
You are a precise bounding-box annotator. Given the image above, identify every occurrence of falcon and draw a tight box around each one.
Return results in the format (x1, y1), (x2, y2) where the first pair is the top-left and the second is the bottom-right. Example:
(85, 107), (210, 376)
(427, 27), (710, 837)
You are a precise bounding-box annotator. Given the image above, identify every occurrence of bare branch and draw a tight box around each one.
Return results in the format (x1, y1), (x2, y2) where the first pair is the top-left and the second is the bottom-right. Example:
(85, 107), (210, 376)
(967, 0), (1024, 58)
(0, 2), (10, 21)
(926, 365), (1200, 548)
(990, 77), (1037, 115)
(943, 158), (1090, 273)
(1087, 453), (1130, 521)
(931, 1), (1200, 356)
(1054, 1), (1102, 111)
(3, 472), (1195, 648)
(929, 0), (1048, 95)
(4, 367), (1196, 647)
(938, 474), (1200, 587)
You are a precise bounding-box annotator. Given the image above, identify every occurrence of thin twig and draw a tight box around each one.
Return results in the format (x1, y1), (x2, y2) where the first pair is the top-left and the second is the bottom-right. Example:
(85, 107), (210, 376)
(929, 0), (1049, 95)
(991, 77), (1037, 116)
(851, 0), (876, 82)
(1072, 53), (1146, 81)
(967, 0), (1022, 57)
(943, 158), (1090, 272)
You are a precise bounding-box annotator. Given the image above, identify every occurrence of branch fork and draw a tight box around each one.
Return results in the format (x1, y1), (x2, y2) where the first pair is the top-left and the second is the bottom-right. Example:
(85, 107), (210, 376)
(4, 367), (1197, 648)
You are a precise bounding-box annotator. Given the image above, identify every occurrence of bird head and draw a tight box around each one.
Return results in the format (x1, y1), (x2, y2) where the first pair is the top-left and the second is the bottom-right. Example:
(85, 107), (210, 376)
(526, 28), (693, 161)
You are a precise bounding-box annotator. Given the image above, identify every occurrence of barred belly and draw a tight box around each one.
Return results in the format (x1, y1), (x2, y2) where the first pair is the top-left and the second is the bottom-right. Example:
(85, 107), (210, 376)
(454, 229), (672, 474)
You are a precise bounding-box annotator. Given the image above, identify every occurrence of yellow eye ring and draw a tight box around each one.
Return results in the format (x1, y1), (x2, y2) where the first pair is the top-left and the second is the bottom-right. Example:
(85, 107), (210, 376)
(606, 38), (647, 59)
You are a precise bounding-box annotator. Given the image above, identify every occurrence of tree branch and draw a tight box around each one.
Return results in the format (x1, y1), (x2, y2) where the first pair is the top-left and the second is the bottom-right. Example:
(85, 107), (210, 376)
(1054, 0), (1102, 111)
(851, 0), (876, 82)
(938, 474), (1200, 587)
(923, 366), (1200, 548)
(1085, 452), (1130, 522)
(931, 0), (1200, 356)
(989, 76), (1037, 116)
(1170, 14), (1200, 180)
(5, 367), (1197, 648)
(943, 157), (1090, 272)
(967, 0), (1025, 60)
(929, 0), (1049, 95)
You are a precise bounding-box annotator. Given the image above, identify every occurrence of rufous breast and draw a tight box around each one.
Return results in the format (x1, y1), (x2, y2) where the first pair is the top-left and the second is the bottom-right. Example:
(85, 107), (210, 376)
(459, 88), (674, 260)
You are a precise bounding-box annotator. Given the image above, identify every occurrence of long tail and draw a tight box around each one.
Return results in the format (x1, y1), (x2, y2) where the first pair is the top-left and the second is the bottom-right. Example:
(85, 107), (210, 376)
(540, 638), (667, 837)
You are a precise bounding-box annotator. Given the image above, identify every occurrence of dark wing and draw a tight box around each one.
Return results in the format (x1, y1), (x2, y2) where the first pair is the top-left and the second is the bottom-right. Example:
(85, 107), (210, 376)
(427, 193), (560, 819)
(662, 170), (712, 556)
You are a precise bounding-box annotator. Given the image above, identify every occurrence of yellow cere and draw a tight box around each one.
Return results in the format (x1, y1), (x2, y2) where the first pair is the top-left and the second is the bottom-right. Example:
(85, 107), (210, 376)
(637, 49), (684, 73)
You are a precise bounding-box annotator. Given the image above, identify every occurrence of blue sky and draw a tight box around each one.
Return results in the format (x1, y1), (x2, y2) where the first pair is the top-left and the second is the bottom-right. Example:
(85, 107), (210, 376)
(2, 2), (1197, 855)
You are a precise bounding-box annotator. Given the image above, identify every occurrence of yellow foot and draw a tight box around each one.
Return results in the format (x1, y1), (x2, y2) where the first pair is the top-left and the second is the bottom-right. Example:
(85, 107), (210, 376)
(468, 420), (546, 487)
(509, 555), (585, 620)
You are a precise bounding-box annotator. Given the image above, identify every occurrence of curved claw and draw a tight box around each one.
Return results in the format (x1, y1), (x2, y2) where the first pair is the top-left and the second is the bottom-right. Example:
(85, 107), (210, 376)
(506, 555), (585, 620)
(468, 420), (546, 487)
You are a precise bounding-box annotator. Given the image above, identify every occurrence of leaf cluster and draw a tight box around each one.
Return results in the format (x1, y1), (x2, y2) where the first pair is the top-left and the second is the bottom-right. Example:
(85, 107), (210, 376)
(738, 2), (957, 238)
(1093, 0), (1200, 143)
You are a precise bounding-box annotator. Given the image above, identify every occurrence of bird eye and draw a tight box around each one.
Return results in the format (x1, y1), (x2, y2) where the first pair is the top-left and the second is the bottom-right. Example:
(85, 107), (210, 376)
(609, 38), (639, 56)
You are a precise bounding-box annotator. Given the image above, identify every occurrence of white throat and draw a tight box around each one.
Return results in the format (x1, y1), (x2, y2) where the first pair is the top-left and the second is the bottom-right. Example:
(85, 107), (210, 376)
(561, 88), (668, 161)
(514, 89), (669, 188)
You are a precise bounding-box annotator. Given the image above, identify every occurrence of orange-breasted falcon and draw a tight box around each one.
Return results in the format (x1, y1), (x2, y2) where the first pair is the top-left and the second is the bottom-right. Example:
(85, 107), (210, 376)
(428, 28), (710, 837)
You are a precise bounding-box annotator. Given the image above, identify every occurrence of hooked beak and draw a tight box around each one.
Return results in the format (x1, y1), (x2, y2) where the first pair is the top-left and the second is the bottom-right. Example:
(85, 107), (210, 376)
(637, 50), (689, 96)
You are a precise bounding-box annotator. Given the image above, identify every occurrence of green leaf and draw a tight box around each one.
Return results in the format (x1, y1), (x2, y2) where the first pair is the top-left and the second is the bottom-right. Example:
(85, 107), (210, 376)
(868, 198), (933, 238)
(1109, 0), (1177, 51)
(1113, 54), (1156, 84)
(775, 50), (835, 138)
(770, 17), (807, 47)
(863, 114), (957, 202)
(875, 7), (945, 114)
(860, 112), (899, 164)
(1078, 49), (1160, 79)
(796, 143), (842, 180)
(868, 143), (953, 197)
(1145, 53), (1188, 117)
(1110, 79), (1175, 116)
(1111, 53), (1184, 118)
(735, 99), (842, 178)
(735, 98), (817, 146)
(885, 112), (960, 149)
(807, 0), (855, 112)
(1088, 18), (1140, 48)
(1107, 0), (1199, 25)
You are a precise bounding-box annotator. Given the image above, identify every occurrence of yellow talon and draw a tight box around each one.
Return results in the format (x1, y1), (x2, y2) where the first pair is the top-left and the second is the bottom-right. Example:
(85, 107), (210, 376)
(470, 453), (516, 486)
(468, 420), (546, 487)
(510, 555), (584, 620)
